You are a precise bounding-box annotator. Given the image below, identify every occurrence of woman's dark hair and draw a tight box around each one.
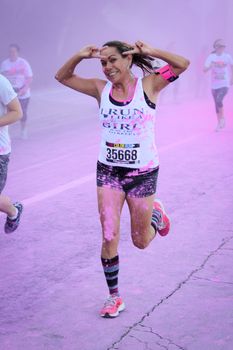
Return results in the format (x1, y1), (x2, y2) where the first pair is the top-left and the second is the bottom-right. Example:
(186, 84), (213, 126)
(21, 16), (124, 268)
(103, 40), (155, 75)
(9, 44), (20, 52)
(211, 38), (226, 54)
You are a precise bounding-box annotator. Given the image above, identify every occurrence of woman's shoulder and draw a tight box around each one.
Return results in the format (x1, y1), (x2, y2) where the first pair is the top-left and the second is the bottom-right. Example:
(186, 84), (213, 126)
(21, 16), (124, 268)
(224, 52), (233, 60)
(95, 79), (111, 104)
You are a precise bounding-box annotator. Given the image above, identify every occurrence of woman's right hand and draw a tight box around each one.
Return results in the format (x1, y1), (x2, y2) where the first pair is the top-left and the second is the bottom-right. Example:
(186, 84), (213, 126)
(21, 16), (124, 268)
(78, 45), (104, 59)
(55, 45), (107, 100)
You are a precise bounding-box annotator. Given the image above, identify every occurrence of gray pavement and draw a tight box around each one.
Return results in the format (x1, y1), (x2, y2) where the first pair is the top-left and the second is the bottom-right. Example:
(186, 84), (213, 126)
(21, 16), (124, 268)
(0, 87), (233, 350)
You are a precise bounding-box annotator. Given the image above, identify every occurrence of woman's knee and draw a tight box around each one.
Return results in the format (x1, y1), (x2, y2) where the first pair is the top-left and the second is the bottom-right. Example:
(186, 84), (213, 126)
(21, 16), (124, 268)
(216, 98), (223, 110)
(132, 235), (150, 249)
(102, 234), (119, 256)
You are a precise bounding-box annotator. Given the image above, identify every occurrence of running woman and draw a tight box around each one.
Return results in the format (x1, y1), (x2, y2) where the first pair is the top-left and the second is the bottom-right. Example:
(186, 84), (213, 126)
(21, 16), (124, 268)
(55, 40), (189, 318)
(204, 39), (233, 131)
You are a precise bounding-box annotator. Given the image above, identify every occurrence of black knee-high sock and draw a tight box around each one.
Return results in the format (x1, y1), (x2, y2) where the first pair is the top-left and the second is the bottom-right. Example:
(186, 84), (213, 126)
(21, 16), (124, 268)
(101, 255), (119, 296)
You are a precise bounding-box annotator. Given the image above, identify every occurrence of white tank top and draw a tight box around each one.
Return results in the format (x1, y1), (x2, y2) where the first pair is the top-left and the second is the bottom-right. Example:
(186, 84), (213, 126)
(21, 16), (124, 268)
(98, 77), (159, 169)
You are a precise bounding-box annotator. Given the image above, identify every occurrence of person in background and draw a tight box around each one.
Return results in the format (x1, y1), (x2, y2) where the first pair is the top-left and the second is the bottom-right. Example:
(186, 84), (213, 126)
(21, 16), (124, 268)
(204, 39), (233, 131)
(0, 73), (23, 233)
(1, 44), (33, 139)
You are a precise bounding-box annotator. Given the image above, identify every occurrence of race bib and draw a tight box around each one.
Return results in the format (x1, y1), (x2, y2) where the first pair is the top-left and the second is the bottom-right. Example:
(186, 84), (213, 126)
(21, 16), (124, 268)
(105, 142), (140, 165)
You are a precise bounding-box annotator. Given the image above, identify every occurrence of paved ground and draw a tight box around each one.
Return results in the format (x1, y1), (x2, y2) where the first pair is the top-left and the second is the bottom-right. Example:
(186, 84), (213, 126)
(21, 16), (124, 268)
(0, 86), (233, 350)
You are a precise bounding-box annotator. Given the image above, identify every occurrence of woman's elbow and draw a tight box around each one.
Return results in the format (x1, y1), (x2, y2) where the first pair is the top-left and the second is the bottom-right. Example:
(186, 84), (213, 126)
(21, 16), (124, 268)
(55, 73), (62, 82)
(183, 58), (190, 70)
(54, 70), (70, 83)
(178, 59), (190, 74)
(14, 102), (23, 120)
(17, 108), (23, 120)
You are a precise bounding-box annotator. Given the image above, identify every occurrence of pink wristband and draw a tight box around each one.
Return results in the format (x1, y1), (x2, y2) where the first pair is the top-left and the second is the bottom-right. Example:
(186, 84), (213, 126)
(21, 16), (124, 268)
(155, 64), (178, 82)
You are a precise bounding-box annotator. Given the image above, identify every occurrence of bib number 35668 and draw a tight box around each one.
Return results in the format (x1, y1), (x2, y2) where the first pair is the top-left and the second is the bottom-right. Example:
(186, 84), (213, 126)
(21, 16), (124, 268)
(106, 143), (140, 165)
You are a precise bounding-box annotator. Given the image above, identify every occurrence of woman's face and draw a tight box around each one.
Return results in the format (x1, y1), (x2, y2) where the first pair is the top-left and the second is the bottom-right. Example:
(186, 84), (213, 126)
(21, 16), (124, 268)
(215, 46), (225, 55)
(9, 46), (19, 61)
(100, 46), (131, 82)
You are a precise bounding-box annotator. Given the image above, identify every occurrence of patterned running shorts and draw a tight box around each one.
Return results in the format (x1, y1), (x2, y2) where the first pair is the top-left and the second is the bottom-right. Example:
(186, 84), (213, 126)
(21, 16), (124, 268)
(0, 153), (10, 193)
(96, 161), (159, 198)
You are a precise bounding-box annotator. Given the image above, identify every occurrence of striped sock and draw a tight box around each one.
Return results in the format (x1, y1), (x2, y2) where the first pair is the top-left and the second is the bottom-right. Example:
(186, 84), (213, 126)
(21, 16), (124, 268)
(101, 255), (119, 296)
(151, 209), (162, 231)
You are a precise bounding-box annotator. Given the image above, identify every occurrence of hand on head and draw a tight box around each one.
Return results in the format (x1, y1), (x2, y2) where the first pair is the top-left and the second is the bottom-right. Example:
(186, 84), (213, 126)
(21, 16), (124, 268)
(78, 41), (152, 60)
(122, 41), (152, 56)
(79, 45), (106, 59)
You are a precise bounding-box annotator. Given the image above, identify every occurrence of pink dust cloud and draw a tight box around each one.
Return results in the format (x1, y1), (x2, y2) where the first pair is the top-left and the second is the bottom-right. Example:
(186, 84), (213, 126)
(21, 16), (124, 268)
(1, 0), (232, 93)
(0, 1), (232, 349)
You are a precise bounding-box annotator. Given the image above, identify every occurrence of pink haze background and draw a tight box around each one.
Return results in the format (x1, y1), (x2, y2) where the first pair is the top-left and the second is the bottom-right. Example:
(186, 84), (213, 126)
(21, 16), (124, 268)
(0, 1), (233, 350)
(1, 0), (233, 94)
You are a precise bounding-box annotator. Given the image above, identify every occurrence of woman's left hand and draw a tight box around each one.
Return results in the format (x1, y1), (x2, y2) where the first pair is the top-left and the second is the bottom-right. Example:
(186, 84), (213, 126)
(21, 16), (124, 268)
(123, 41), (152, 56)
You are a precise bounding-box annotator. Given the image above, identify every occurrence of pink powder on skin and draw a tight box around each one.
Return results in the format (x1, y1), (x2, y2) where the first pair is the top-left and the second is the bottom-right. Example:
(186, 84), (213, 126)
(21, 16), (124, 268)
(100, 200), (121, 241)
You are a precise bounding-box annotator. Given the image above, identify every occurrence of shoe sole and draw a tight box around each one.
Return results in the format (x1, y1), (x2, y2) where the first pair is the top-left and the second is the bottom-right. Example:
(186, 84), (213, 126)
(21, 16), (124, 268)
(158, 216), (171, 236)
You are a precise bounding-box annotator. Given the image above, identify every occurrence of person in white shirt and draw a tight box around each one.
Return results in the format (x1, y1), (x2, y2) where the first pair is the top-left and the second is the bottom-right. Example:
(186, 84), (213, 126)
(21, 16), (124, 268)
(55, 40), (189, 318)
(204, 39), (233, 131)
(1, 44), (33, 139)
(0, 74), (23, 233)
